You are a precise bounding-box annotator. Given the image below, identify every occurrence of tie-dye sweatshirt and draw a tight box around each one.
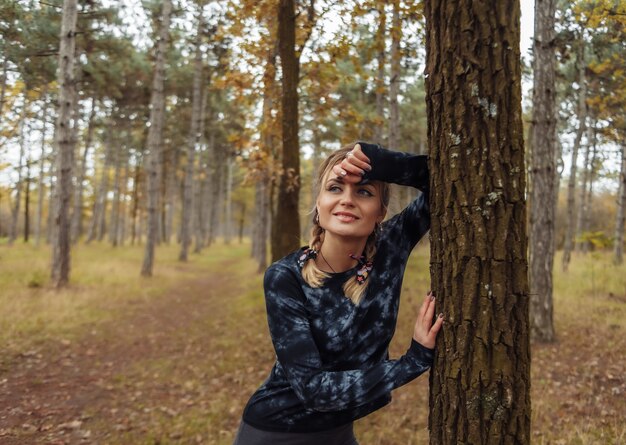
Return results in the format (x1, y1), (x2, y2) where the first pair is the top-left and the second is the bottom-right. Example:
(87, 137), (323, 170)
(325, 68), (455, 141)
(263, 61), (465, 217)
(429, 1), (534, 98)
(242, 143), (432, 433)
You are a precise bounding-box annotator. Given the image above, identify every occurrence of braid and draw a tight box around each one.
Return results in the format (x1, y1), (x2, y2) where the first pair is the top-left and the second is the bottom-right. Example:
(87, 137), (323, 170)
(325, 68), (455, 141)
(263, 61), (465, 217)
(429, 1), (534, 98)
(343, 226), (380, 305)
(301, 217), (330, 287)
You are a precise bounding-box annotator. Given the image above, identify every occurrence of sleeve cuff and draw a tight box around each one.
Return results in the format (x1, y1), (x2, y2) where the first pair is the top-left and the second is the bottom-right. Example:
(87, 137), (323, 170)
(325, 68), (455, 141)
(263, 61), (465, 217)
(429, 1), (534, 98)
(407, 339), (435, 366)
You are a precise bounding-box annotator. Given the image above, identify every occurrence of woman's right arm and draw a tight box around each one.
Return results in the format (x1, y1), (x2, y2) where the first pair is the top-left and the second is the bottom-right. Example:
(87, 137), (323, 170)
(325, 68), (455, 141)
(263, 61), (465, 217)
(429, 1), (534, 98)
(264, 264), (435, 413)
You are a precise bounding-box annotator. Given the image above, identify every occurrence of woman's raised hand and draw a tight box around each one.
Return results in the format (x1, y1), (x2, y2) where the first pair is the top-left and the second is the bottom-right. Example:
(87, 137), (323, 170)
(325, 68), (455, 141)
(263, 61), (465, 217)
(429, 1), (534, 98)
(413, 291), (444, 350)
(332, 143), (372, 183)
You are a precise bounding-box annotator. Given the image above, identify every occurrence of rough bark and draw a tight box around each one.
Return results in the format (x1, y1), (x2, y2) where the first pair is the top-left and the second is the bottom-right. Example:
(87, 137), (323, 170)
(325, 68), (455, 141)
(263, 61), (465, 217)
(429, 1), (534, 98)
(614, 143), (626, 264)
(529, 0), (557, 342)
(51, 0), (78, 287)
(180, 9), (204, 261)
(36, 88), (49, 247)
(272, 0), (301, 261)
(424, 0), (531, 443)
(141, 0), (172, 276)
(562, 40), (586, 272)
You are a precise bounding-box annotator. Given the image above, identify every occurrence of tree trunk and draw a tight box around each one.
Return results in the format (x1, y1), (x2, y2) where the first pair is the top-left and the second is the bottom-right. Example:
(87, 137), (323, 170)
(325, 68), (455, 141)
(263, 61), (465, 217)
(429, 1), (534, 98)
(130, 152), (142, 246)
(224, 155), (234, 244)
(0, 49), (8, 124)
(193, 87), (209, 253)
(71, 96), (96, 243)
(24, 147), (31, 242)
(9, 102), (27, 245)
(180, 9), (204, 261)
(141, 0), (172, 276)
(51, 0), (78, 287)
(582, 133), (597, 253)
(272, 0), (301, 261)
(109, 142), (122, 246)
(575, 121), (592, 252)
(163, 146), (177, 244)
(529, 0), (557, 342)
(388, 0), (405, 216)
(562, 40), (587, 272)
(374, 4), (386, 144)
(36, 88), (50, 247)
(47, 122), (58, 245)
(424, 0), (531, 443)
(613, 143), (626, 264)
(86, 130), (112, 243)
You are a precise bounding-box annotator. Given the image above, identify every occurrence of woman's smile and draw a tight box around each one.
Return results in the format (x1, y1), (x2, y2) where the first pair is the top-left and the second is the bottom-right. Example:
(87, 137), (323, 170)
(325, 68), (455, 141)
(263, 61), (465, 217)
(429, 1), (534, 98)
(334, 211), (359, 222)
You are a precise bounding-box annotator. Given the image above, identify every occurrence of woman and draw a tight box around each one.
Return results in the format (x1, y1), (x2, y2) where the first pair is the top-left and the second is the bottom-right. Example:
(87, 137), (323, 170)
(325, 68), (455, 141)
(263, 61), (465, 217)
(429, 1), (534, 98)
(233, 142), (443, 445)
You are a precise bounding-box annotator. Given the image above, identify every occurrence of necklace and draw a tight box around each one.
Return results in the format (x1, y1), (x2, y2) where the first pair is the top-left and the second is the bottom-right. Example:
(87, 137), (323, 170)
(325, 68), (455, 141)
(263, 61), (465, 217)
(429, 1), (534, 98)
(318, 250), (337, 273)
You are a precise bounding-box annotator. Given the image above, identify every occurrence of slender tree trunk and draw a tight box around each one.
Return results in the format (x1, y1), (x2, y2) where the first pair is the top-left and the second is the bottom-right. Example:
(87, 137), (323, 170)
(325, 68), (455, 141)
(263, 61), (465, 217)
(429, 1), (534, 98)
(36, 88), (49, 247)
(163, 146), (177, 244)
(24, 149), (31, 242)
(529, 0), (557, 342)
(86, 131), (112, 243)
(51, 0), (78, 287)
(582, 134), (597, 253)
(130, 153), (141, 246)
(238, 202), (246, 243)
(613, 143), (626, 264)
(575, 121), (592, 252)
(0, 49), (8, 124)
(562, 40), (587, 271)
(424, 0), (531, 442)
(9, 103), (27, 245)
(141, 0), (172, 276)
(180, 9), (204, 261)
(374, 4), (386, 144)
(193, 86), (209, 253)
(224, 155), (234, 244)
(47, 122), (58, 244)
(109, 142), (122, 246)
(272, 0), (301, 261)
(388, 0), (404, 216)
(71, 96), (95, 243)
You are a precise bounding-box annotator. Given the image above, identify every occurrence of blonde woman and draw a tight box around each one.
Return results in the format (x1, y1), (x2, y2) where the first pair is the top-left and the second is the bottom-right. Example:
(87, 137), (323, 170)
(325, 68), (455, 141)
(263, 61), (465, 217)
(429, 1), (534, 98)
(233, 142), (443, 444)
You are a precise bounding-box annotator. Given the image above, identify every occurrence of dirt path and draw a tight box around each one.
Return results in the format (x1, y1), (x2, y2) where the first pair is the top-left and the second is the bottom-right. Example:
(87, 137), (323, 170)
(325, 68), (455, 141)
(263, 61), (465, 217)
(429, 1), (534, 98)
(0, 262), (269, 445)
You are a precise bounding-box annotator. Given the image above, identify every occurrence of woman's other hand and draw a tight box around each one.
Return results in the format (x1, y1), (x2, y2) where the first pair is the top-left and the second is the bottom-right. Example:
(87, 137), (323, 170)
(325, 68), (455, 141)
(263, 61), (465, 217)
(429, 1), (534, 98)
(332, 143), (372, 183)
(413, 291), (444, 349)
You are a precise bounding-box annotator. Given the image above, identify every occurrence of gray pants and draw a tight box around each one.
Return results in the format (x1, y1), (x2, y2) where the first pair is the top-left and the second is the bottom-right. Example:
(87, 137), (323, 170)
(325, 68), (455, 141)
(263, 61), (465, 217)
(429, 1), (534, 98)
(232, 420), (359, 445)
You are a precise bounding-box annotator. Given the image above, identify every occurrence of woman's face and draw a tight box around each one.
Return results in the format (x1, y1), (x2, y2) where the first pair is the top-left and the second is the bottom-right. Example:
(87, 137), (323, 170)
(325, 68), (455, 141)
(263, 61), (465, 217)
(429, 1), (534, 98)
(316, 166), (386, 240)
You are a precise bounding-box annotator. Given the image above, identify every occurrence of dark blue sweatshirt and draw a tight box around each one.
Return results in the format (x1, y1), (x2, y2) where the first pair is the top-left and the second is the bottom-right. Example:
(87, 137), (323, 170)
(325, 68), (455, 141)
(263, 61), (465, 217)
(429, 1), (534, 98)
(242, 143), (432, 432)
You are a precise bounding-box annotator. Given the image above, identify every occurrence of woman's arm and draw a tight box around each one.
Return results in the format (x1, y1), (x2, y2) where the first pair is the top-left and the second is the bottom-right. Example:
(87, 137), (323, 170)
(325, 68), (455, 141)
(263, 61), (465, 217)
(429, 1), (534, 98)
(264, 264), (435, 413)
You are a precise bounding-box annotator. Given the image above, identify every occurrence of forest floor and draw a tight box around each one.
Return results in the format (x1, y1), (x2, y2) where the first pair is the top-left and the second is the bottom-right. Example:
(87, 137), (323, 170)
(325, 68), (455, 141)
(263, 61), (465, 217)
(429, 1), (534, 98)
(0, 242), (624, 445)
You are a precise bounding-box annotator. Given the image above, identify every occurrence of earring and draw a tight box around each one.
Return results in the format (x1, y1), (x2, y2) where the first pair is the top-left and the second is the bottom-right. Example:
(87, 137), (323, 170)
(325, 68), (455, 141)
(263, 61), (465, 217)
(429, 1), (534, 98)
(314, 209), (320, 224)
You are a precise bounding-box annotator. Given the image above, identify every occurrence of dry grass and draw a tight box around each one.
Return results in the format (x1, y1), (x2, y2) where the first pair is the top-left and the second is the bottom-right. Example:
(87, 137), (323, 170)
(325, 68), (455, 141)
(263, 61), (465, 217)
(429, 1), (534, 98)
(0, 240), (624, 444)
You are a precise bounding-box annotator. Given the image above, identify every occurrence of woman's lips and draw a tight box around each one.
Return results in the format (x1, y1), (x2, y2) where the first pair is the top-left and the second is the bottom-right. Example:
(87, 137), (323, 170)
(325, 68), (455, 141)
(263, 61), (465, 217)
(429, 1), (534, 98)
(334, 213), (358, 222)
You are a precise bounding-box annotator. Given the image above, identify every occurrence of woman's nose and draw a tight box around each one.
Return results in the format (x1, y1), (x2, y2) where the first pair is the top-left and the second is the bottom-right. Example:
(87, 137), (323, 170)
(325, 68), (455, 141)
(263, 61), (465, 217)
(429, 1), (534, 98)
(339, 189), (355, 206)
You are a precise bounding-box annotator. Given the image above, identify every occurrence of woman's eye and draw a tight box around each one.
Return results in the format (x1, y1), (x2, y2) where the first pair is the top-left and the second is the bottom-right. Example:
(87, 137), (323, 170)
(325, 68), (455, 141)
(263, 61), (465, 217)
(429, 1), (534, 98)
(328, 185), (341, 192)
(358, 189), (374, 197)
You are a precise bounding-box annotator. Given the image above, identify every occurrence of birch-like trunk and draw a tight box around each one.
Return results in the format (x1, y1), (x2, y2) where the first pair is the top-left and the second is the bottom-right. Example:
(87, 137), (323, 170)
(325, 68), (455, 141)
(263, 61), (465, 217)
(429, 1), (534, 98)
(374, 4), (386, 144)
(71, 97), (96, 243)
(388, 0), (403, 216)
(36, 88), (49, 247)
(51, 0), (78, 287)
(562, 39), (587, 271)
(141, 0), (172, 276)
(613, 143), (626, 264)
(86, 131), (112, 243)
(9, 103), (27, 245)
(180, 8), (204, 261)
(529, 0), (557, 342)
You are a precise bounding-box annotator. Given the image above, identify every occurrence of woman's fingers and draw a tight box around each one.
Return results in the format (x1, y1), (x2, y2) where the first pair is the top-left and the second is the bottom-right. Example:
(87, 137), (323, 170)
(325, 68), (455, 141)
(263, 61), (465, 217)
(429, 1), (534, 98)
(429, 313), (444, 339)
(423, 293), (436, 328)
(344, 146), (372, 172)
(418, 292), (430, 321)
(352, 144), (370, 163)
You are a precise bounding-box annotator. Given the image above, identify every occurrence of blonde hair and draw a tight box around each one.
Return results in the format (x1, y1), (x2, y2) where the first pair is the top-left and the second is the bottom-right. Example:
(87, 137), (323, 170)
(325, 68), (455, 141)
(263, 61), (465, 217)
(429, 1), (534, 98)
(302, 144), (390, 305)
